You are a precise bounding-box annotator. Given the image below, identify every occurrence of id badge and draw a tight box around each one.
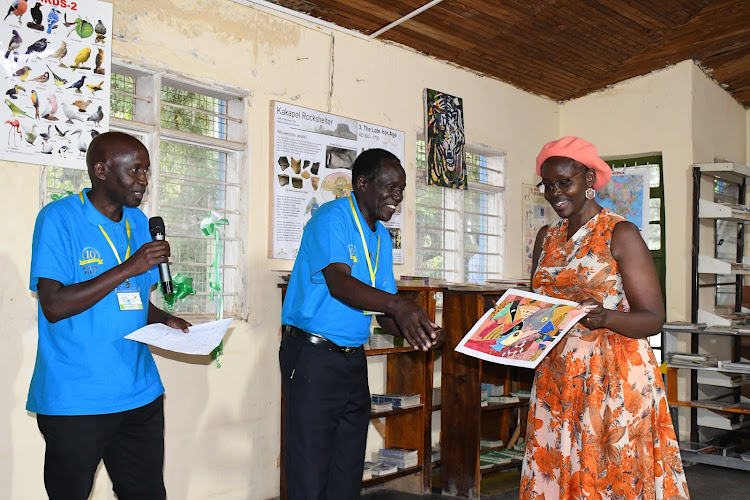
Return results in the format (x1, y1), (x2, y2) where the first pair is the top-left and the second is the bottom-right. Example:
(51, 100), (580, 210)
(116, 281), (143, 311)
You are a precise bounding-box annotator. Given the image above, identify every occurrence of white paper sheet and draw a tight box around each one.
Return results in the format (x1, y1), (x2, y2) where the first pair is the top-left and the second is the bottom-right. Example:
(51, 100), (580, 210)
(124, 318), (233, 355)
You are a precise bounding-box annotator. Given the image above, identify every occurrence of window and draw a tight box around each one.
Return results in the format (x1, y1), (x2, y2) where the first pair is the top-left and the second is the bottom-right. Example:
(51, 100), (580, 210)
(42, 64), (247, 318)
(415, 140), (505, 283)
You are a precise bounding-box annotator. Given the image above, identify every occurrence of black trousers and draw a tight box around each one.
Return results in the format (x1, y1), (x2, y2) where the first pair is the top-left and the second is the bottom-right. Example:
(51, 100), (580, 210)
(36, 395), (166, 500)
(280, 330), (371, 500)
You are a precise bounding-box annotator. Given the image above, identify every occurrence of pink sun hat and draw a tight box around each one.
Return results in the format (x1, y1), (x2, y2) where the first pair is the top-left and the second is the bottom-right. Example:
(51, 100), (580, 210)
(535, 136), (612, 190)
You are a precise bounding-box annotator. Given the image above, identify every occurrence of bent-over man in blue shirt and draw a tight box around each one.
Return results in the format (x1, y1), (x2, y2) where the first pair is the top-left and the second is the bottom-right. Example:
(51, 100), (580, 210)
(28, 131), (190, 500)
(280, 148), (444, 499)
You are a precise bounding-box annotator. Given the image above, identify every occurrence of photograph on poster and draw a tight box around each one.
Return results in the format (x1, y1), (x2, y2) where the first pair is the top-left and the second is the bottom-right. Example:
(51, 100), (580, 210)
(325, 145), (356, 170)
(271, 101), (405, 264)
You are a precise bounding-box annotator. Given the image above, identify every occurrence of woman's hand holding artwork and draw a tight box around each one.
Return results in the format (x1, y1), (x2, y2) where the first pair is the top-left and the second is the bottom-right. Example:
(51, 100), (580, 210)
(579, 299), (608, 330)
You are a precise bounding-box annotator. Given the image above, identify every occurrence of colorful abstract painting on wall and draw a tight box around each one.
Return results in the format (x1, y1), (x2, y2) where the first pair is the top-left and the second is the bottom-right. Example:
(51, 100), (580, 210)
(424, 88), (466, 189)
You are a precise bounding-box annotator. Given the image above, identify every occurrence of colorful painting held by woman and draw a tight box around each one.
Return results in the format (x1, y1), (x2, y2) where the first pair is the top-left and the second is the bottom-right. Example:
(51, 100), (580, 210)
(456, 289), (587, 368)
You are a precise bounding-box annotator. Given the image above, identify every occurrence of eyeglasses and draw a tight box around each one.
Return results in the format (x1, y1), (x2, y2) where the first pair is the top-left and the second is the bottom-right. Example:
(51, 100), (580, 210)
(536, 169), (588, 194)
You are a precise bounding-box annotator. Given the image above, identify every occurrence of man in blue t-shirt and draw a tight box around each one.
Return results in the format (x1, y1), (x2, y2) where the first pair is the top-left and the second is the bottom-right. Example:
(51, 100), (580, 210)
(28, 132), (190, 500)
(280, 148), (444, 499)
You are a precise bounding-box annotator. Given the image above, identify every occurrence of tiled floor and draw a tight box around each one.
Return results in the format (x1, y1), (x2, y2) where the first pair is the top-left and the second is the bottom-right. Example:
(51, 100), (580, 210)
(361, 462), (750, 499)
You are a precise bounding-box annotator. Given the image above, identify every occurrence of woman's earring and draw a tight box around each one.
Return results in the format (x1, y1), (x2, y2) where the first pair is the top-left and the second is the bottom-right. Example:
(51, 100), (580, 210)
(585, 187), (595, 200)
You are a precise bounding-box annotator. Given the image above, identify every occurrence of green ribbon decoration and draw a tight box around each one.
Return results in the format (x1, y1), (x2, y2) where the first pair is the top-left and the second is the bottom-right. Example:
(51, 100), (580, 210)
(200, 211), (229, 367)
(162, 273), (196, 310)
(50, 190), (75, 201)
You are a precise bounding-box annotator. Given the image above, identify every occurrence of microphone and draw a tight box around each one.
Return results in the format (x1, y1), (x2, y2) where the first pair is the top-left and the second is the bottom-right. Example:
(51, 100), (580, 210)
(148, 216), (174, 295)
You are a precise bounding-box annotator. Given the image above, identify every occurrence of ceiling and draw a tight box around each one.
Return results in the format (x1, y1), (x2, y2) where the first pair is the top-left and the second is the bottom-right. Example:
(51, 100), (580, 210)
(267, 0), (750, 108)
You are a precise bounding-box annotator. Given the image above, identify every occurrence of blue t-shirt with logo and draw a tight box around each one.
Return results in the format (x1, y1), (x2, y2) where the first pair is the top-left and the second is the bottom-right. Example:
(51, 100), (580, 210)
(281, 192), (397, 347)
(27, 189), (164, 415)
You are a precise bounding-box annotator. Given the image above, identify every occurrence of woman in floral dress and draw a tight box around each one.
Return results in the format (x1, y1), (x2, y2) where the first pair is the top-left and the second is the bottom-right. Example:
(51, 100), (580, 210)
(520, 137), (690, 499)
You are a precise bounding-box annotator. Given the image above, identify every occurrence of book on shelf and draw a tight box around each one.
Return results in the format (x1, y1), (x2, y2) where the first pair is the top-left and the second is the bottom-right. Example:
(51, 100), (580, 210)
(480, 438), (504, 449)
(697, 370), (750, 387)
(455, 289), (589, 369)
(377, 449), (418, 469)
(378, 448), (418, 460)
(726, 401), (750, 411)
(369, 462), (398, 477)
(371, 393), (421, 409)
(511, 390), (532, 400)
(678, 441), (719, 454)
(367, 328), (406, 349)
(363, 461), (374, 480)
(371, 401), (393, 412)
(396, 275), (431, 287)
(691, 399), (736, 410)
(662, 322), (706, 331)
(480, 383), (505, 397)
(670, 353), (719, 367)
(717, 360), (750, 373)
(432, 387), (441, 406)
(479, 450), (513, 465)
(479, 459), (496, 470)
(485, 278), (532, 287)
(487, 395), (520, 404)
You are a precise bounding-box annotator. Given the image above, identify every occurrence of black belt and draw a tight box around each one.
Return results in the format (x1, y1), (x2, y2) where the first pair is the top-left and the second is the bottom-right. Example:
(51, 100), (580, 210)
(284, 325), (361, 354)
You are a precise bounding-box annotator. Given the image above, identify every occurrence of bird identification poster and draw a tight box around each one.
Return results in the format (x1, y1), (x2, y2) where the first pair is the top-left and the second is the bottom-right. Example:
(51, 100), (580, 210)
(455, 289), (588, 369)
(271, 101), (405, 263)
(0, 0), (112, 169)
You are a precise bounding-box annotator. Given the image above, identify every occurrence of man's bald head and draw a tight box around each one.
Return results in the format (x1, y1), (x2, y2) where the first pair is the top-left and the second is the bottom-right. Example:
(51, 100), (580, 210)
(86, 132), (148, 182)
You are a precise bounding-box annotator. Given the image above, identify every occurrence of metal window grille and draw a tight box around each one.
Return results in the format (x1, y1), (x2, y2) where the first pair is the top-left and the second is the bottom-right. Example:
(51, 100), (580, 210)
(160, 85), (228, 140)
(110, 73), (136, 120)
(415, 140), (505, 284)
(42, 70), (246, 318)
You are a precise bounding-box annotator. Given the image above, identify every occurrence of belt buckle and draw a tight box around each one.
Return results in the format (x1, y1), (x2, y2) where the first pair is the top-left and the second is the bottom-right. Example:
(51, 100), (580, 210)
(343, 346), (355, 353)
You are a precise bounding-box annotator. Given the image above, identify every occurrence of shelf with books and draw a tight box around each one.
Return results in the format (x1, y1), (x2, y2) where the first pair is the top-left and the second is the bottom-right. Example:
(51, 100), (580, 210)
(440, 287), (533, 499)
(698, 199), (750, 222)
(663, 161), (750, 473)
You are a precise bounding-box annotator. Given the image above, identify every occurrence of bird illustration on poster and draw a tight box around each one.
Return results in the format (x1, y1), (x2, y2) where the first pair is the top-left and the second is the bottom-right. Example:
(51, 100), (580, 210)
(0, 0), (112, 169)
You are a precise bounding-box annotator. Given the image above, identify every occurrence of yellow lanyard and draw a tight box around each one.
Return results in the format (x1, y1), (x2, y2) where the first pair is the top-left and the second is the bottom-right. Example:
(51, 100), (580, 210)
(349, 194), (379, 287)
(80, 191), (131, 266)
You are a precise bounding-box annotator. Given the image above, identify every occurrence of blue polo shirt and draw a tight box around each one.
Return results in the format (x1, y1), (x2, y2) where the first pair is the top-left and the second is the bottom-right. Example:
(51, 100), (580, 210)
(28, 189), (164, 415)
(281, 192), (397, 347)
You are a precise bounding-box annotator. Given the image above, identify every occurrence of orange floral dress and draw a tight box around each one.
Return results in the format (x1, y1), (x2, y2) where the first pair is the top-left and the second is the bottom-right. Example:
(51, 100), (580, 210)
(520, 209), (690, 500)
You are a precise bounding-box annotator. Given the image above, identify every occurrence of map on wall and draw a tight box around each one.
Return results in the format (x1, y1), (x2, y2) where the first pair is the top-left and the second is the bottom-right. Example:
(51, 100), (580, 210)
(270, 101), (406, 263)
(0, 0), (112, 169)
(594, 167), (651, 240)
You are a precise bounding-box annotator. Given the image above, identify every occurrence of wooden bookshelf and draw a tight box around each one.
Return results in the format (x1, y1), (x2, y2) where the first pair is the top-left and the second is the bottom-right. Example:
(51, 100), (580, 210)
(440, 287), (533, 499)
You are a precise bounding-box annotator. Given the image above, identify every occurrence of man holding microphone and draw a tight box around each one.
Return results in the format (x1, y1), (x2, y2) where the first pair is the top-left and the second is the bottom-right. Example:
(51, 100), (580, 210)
(28, 131), (190, 500)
